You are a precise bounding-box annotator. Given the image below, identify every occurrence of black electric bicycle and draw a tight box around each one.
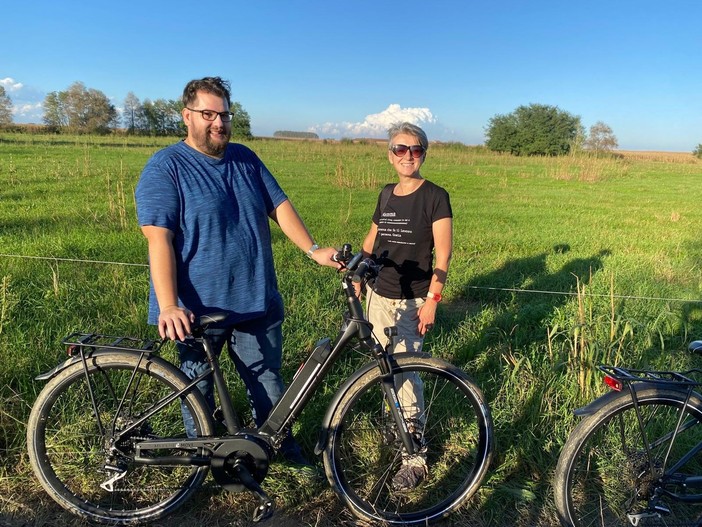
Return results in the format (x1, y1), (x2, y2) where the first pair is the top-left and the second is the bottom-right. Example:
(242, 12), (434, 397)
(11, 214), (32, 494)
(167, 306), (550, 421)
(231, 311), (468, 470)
(554, 340), (702, 526)
(27, 244), (494, 526)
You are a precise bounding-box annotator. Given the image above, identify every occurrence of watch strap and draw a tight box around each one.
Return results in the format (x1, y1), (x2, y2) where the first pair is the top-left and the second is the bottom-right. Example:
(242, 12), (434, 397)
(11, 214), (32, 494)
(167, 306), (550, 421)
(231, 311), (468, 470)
(427, 291), (443, 302)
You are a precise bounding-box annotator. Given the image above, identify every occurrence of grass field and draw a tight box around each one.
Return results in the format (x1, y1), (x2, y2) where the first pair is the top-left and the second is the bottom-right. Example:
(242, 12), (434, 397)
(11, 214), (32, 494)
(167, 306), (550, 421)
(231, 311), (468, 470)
(2, 133), (702, 526)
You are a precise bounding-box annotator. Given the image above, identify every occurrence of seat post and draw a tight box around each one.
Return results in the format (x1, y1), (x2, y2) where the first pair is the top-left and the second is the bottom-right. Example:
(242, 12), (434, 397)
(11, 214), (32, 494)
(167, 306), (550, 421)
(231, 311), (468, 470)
(201, 336), (241, 433)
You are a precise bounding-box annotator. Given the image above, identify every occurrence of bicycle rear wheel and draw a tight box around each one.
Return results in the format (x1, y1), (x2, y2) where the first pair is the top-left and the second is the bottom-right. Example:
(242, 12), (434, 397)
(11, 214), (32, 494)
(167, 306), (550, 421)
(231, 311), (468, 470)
(554, 386), (702, 527)
(27, 352), (214, 525)
(323, 355), (493, 525)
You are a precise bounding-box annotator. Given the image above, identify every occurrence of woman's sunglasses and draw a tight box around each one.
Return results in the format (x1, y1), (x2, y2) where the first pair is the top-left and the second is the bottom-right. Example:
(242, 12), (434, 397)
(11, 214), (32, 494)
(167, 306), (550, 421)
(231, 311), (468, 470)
(390, 144), (426, 158)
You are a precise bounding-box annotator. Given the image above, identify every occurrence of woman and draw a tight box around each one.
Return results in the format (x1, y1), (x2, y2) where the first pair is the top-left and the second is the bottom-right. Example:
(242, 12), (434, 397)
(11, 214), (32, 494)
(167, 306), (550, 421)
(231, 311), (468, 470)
(360, 122), (453, 490)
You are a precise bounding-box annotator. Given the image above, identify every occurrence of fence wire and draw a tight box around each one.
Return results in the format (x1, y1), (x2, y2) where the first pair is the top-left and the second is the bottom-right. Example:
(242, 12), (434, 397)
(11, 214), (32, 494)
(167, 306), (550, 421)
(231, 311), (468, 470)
(1, 252), (701, 304)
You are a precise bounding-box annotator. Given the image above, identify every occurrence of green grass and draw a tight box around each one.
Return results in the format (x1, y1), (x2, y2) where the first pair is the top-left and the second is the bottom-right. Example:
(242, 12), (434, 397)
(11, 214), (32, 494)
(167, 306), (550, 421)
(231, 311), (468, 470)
(2, 134), (702, 526)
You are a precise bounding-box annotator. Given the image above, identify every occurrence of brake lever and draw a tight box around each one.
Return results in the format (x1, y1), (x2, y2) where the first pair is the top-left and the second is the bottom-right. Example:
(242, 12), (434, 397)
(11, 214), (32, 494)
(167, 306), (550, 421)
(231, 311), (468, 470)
(331, 253), (348, 273)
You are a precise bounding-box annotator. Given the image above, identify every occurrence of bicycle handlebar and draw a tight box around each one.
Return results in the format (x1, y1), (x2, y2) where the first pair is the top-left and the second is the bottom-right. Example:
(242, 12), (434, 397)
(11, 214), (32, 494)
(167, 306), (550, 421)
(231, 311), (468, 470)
(189, 244), (375, 339)
(332, 244), (379, 285)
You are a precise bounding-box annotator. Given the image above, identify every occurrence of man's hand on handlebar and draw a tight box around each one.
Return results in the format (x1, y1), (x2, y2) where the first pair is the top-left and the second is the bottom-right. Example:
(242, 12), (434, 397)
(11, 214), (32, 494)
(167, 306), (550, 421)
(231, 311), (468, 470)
(311, 246), (343, 269)
(158, 305), (195, 341)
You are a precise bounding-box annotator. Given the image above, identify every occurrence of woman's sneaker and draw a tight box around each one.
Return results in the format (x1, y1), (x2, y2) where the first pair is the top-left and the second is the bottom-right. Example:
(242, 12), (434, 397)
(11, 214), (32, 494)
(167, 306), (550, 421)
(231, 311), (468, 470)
(391, 454), (428, 491)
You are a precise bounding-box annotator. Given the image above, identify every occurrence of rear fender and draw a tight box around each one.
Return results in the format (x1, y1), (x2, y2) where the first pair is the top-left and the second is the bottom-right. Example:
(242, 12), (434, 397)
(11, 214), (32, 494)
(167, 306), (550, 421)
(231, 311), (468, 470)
(35, 349), (174, 382)
(573, 382), (688, 417)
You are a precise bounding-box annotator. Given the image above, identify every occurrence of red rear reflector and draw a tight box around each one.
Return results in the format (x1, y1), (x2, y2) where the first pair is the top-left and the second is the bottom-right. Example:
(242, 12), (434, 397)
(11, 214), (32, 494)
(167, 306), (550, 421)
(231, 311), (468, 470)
(604, 375), (622, 391)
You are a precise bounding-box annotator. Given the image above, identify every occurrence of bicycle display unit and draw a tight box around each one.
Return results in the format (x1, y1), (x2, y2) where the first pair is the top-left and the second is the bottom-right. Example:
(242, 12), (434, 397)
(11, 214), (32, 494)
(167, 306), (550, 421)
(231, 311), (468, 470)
(555, 340), (702, 527)
(27, 244), (494, 525)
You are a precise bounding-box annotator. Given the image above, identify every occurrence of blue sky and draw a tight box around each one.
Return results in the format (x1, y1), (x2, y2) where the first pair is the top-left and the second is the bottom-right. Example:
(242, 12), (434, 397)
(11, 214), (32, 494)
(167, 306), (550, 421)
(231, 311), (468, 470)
(4, 1), (701, 151)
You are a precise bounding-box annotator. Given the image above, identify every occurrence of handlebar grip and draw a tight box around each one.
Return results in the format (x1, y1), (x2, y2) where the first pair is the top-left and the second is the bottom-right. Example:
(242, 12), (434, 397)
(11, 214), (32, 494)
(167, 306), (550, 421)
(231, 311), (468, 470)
(352, 260), (370, 284)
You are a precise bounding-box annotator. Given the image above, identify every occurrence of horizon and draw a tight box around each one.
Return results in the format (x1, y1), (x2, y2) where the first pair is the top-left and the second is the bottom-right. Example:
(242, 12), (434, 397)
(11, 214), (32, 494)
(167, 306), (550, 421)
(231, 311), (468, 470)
(3, 1), (701, 153)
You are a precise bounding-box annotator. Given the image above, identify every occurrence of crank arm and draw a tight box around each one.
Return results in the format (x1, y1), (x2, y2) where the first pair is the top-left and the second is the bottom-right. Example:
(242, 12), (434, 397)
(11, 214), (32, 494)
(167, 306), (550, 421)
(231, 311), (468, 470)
(232, 460), (275, 522)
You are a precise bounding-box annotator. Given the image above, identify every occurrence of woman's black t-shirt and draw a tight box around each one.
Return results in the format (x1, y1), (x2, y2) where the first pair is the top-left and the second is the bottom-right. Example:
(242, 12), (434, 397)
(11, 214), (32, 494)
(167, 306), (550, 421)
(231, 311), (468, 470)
(371, 180), (452, 299)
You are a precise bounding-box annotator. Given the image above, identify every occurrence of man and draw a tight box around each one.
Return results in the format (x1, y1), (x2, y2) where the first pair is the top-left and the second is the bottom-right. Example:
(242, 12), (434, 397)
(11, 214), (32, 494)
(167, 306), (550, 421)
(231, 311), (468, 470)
(135, 77), (338, 464)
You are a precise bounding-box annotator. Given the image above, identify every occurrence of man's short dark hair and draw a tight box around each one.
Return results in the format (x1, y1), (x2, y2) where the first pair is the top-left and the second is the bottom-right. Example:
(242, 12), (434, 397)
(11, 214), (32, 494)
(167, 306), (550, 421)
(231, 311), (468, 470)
(182, 77), (232, 107)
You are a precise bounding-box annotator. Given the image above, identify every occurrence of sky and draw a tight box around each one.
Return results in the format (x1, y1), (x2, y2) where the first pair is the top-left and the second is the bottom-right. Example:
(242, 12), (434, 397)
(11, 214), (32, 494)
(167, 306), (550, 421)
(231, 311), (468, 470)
(3, 1), (701, 151)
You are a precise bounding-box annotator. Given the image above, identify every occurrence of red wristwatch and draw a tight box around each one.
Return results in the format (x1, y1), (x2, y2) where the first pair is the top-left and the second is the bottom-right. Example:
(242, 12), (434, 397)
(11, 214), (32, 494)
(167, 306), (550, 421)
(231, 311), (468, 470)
(427, 291), (443, 302)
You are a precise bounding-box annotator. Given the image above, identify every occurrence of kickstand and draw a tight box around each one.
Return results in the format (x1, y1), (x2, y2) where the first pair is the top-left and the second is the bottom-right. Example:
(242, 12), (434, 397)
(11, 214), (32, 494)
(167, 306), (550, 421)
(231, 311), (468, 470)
(231, 460), (275, 522)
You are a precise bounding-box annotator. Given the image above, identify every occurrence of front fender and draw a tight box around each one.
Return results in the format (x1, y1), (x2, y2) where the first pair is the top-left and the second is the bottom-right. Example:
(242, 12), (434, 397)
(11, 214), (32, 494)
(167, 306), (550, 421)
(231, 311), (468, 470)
(314, 352), (431, 455)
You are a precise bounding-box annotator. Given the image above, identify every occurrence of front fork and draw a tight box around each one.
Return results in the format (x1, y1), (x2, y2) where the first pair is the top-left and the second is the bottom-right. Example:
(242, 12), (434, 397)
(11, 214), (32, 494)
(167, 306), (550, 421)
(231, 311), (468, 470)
(374, 327), (421, 456)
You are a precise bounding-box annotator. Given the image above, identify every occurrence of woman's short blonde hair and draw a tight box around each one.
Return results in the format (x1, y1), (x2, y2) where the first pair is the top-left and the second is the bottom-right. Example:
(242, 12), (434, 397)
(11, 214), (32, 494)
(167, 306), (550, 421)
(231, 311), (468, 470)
(387, 122), (429, 150)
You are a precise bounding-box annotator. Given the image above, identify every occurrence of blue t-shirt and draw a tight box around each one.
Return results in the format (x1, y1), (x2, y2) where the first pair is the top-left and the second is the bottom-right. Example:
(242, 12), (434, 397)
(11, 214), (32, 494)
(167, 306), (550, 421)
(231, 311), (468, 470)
(135, 140), (288, 324)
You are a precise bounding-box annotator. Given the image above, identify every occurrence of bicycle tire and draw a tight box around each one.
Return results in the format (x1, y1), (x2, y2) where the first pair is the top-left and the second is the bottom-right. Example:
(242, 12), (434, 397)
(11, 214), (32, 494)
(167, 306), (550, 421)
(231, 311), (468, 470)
(323, 355), (493, 525)
(554, 386), (702, 527)
(27, 352), (214, 525)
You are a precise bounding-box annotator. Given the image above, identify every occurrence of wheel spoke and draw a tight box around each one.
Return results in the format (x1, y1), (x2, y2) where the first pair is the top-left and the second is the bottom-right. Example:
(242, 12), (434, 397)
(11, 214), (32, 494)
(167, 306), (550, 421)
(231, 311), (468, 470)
(28, 356), (211, 524)
(325, 358), (492, 525)
(556, 389), (702, 527)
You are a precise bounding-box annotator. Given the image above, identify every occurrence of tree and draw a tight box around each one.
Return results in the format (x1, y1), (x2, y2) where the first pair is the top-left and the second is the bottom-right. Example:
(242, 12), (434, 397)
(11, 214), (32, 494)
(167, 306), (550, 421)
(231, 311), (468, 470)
(66, 82), (118, 133)
(123, 92), (147, 134)
(42, 82), (117, 134)
(0, 86), (13, 126)
(585, 121), (618, 153)
(43, 91), (69, 130)
(229, 101), (252, 139)
(694, 144), (702, 159)
(123, 92), (251, 137)
(485, 103), (583, 156)
(141, 98), (184, 136)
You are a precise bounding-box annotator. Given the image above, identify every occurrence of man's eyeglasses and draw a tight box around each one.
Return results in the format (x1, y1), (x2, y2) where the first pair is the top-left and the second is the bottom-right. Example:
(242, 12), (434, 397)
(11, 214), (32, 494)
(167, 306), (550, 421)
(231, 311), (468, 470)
(186, 108), (234, 122)
(390, 144), (426, 158)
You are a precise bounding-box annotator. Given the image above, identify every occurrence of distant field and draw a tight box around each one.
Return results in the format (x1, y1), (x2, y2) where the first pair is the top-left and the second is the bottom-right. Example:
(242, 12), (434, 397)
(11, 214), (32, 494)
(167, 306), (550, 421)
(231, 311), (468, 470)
(2, 134), (702, 526)
(617, 149), (699, 163)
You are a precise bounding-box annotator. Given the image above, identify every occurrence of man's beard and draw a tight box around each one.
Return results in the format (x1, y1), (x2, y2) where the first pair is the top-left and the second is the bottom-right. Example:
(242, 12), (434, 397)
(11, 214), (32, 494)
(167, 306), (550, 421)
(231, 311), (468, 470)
(201, 126), (230, 157)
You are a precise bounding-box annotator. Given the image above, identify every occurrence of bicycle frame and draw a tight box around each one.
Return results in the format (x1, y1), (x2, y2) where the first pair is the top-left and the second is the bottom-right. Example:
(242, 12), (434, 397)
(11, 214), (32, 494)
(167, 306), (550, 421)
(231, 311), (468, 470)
(126, 253), (423, 466)
(29, 245), (494, 526)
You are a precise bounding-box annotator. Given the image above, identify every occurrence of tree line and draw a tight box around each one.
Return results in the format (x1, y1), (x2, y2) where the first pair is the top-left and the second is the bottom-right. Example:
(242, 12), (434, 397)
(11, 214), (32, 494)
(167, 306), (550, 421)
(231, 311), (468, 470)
(484, 103), (619, 156)
(0, 82), (252, 138)
(1, 83), (699, 157)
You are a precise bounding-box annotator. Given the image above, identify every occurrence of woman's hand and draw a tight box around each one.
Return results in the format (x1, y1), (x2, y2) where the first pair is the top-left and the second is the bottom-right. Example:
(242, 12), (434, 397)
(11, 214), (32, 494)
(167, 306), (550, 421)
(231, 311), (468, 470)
(415, 300), (437, 336)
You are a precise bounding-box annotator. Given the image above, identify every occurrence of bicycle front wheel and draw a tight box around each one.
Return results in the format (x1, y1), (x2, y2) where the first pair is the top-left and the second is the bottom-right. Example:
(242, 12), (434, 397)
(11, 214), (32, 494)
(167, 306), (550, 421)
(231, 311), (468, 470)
(27, 352), (214, 525)
(554, 386), (702, 527)
(323, 355), (493, 525)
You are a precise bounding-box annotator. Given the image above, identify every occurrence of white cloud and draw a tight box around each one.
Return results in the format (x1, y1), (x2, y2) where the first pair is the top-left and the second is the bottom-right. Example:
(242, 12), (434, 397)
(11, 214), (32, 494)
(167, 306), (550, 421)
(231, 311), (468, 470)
(1, 78), (45, 123)
(310, 104), (436, 138)
(13, 101), (43, 117)
(1, 77), (24, 92)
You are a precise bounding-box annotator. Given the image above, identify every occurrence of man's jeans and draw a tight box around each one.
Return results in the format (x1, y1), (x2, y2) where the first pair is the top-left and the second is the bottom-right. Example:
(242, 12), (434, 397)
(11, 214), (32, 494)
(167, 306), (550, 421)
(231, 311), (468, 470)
(177, 295), (302, 458)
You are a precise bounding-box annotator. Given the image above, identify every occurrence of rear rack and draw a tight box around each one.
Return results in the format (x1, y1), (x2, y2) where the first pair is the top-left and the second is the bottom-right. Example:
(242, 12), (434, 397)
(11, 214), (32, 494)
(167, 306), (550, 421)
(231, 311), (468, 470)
(62, 332), (162, 353)
(599, 364), (702, 388)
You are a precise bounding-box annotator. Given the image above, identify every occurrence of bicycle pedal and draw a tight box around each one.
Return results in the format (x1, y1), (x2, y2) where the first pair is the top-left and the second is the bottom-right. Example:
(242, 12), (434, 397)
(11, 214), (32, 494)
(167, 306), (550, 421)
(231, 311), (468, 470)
(626, 505), (669, 526)
(252, 498), (275, 522)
